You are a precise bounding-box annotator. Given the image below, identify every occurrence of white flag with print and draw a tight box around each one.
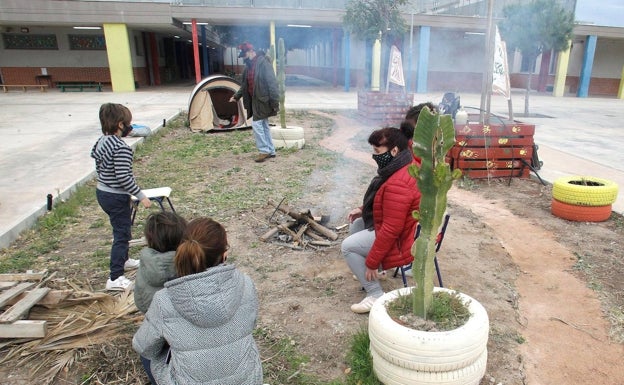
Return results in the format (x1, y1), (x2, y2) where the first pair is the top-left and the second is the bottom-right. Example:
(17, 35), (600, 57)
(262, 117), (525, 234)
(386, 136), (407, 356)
(388, 45), (405, 87)
(492, 26), (511, 100)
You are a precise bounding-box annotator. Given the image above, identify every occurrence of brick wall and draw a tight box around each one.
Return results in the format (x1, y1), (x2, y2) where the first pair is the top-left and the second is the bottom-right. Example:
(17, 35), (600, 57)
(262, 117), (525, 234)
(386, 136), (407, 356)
(1, 67), (151, 87)
(510, 73), (620, 96)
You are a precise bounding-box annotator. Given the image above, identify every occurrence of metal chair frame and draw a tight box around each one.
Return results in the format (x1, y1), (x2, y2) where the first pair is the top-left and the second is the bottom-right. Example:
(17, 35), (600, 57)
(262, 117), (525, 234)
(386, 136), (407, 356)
(393, 214), (451, 288)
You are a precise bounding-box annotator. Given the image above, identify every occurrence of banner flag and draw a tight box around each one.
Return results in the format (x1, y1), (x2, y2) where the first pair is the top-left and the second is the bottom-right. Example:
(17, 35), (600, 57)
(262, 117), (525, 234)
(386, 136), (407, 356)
(388, 45), (405, 87)
(492, 26), (511, 100)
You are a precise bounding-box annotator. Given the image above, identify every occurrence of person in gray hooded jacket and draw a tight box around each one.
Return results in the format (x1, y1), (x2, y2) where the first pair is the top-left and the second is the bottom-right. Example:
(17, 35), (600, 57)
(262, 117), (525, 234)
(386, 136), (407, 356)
(134, 211), (187, 314)
(132, 217), (262, 385)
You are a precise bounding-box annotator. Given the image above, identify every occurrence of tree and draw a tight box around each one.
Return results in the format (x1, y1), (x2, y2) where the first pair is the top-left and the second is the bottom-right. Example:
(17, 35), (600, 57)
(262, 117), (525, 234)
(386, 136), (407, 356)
(499, 0), (574, 115)
(342, 0), (407, 88)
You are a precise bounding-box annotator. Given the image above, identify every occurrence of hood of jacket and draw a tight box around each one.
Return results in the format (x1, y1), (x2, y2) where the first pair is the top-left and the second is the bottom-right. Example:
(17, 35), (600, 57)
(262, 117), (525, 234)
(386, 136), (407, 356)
(139, 248), (177, 287)
(163, 264), (245, 328)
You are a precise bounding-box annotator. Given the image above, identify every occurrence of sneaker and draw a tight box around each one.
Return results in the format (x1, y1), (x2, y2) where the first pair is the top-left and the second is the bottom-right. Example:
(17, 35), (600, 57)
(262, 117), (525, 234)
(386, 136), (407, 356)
(254, 153), (271, 163)
(124, 258), (140, 270)
(350, 296), (380, 314)
(106, 275), (134, 291)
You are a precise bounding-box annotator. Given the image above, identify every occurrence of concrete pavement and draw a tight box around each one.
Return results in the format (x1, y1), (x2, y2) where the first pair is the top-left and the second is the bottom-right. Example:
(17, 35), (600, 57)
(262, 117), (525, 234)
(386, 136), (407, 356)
(1, 83), (623, 249)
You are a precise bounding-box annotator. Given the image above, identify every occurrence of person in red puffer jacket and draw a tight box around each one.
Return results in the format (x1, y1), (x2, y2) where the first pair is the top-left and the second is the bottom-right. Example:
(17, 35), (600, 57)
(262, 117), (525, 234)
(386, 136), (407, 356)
(341, 127), (422, 314)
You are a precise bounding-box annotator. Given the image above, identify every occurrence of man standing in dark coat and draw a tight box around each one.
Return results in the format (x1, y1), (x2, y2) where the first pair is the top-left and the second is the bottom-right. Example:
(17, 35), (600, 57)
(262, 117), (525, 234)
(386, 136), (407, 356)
(230, 42), (279, 163)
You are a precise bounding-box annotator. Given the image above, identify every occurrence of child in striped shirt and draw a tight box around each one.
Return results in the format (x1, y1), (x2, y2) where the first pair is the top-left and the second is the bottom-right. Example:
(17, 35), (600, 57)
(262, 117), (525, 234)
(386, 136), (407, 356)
(91, 103), (151, 291)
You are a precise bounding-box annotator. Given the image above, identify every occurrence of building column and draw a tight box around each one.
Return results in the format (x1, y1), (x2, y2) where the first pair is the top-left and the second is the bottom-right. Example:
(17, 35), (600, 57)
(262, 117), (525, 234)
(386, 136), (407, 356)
(416, 26), (430, 94)
(191, 19), (200, 83)
(553, 41), (571, 97)
(270, 21), (276, 72)
(371, 37), (381, 91)
(577, 35), (597, 98)
(201, 26), (209, 77)
(618, 64), (624, 99)
(344, 30), (351, 92)
(103, 23), (135, 92)
(149, 33), (161, 86)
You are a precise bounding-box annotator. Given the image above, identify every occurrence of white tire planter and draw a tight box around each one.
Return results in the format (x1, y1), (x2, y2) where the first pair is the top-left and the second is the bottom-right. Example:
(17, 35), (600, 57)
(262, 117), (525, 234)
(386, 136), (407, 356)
(369, 287), (489, 384)
(372, 349), (487, 385)
(271, 126), (305, 149)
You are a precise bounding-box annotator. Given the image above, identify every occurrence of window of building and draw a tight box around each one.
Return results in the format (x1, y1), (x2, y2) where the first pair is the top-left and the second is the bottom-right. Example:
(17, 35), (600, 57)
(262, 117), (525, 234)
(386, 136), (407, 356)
(520, 53), (536, 73)
(549, 50), (558, 75)
(134, 35), (143, 56)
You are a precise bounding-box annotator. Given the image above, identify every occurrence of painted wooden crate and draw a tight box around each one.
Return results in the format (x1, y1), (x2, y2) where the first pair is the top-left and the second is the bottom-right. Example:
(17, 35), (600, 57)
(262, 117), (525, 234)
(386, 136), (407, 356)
(450, 121), (535, 179)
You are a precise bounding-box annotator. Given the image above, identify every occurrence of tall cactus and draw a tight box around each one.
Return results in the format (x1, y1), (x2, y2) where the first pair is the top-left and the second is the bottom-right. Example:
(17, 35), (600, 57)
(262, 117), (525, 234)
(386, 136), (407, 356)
(408, 107), (462, 318)
(277, 38), (286, 128)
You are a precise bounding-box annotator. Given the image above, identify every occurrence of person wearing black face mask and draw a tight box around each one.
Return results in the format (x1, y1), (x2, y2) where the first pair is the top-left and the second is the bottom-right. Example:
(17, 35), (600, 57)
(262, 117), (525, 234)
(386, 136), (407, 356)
(341, 127), (422, 314)
(91, 103), (152, 291)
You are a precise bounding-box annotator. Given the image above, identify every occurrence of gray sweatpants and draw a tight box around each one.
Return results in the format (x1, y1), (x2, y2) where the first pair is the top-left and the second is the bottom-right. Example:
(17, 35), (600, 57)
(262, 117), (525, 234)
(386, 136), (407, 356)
(341, 218), (384, 298)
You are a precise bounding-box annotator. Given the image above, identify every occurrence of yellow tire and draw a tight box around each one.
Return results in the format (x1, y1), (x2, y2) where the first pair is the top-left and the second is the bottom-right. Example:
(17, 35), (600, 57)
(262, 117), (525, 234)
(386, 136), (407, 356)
(552, 176), (618, 206)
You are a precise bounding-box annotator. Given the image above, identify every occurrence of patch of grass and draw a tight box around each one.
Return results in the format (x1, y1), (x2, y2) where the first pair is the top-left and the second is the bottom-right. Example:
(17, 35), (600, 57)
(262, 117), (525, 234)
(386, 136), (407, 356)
(0, 182), (95, 273)
(89, 218), (106, 229)
(572, 252), (591, 272)
(91, 248), (109, 270)
(456, 174), (479, 190)
(344, 328), (381, 385)
(608, 307), (624, 343)
(255, 327), (329, 385)
(386, 290), (471, 331)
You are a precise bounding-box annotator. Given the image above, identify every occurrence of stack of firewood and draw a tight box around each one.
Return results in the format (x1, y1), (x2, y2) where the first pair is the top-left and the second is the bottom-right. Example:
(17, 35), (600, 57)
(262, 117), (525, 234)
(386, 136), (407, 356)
(261, 200), (346, 250)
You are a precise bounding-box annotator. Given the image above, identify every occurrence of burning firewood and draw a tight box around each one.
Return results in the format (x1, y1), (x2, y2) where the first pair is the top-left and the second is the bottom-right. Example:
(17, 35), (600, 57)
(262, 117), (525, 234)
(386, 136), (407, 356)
(262, 200), (339, 248)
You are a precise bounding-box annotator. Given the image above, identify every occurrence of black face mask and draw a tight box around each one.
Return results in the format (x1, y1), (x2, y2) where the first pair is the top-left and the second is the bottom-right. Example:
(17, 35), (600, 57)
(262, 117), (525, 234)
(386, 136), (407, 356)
(372, 151), (394, 169)
(121, 123), (132, 137)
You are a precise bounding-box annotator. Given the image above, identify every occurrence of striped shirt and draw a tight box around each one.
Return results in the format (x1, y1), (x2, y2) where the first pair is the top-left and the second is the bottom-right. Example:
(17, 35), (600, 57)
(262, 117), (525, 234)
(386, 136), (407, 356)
(91, 135), (146, 200)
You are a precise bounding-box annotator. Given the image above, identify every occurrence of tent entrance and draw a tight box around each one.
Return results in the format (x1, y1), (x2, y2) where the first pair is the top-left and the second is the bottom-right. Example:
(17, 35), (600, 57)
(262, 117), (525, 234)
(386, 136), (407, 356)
(188, 75), (250, 132)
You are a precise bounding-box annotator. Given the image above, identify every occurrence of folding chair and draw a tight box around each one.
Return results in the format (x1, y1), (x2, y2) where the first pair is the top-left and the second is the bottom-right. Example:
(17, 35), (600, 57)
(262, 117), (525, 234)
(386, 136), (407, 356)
(393, 214), (450, 288)
(130, 187), (176, 225)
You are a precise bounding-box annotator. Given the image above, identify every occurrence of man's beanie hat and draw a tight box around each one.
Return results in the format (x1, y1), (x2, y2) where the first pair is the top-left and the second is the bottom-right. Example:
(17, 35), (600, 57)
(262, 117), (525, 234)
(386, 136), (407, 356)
(238, 42), (254, 58)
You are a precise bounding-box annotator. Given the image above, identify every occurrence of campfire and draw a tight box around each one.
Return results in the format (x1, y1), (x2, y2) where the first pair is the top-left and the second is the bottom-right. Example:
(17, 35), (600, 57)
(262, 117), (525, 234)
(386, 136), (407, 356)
(261, 200), (346, 249)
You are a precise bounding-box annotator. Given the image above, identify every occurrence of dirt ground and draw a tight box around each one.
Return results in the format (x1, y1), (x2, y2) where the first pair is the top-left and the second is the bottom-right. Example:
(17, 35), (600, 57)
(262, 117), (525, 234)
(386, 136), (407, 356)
(2, 109), (624, 385)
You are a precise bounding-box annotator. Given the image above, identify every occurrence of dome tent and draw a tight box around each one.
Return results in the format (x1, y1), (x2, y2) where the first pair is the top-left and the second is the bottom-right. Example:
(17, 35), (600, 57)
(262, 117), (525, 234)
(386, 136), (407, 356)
(188, 75), (251, 132)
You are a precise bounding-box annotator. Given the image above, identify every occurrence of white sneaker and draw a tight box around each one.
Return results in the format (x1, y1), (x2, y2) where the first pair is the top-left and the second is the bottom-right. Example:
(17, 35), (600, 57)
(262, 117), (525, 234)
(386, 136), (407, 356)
(350, 296), (380, 314)
(106, 275), (134, 291)
(124, 258), (140, 270)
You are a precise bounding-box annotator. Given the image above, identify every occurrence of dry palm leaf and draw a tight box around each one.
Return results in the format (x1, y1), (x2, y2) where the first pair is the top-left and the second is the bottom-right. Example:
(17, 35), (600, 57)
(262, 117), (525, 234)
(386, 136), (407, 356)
(0, 282), (143, 383)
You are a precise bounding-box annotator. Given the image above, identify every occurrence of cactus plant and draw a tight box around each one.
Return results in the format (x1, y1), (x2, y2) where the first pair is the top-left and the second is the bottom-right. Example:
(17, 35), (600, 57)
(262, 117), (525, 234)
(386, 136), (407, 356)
(408, 106), (462, 318)
(277, 38), (286, 129)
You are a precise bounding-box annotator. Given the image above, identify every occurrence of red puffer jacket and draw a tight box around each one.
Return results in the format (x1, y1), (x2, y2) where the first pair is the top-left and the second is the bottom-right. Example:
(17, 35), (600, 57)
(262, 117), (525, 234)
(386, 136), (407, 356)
(365, 161), (421, 271)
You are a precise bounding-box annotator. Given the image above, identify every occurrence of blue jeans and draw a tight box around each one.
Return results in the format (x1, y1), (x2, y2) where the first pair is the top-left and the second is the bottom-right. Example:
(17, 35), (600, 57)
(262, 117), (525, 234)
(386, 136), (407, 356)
(96, 189), (132, 281)
(341, 218), (384, 298)
(251, 118), (275, 155)
(141, 355), (157, 385)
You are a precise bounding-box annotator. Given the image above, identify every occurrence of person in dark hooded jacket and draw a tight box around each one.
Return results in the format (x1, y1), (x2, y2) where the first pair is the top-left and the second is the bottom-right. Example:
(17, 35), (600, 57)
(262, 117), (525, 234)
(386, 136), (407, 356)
(229, 42), (279, 163)
(133, 217), (263, 385)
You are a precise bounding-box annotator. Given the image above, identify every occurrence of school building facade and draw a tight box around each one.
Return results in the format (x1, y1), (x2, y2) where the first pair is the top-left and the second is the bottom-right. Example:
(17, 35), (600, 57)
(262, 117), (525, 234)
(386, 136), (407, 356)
(0, 0), (622, 98)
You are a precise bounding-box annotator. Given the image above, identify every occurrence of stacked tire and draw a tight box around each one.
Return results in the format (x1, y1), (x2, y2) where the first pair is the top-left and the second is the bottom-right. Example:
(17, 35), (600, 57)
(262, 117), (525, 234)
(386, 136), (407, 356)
(270, 126), (305, 149)
(551, 176), (618, 222)
(369, 287), (489, 385)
